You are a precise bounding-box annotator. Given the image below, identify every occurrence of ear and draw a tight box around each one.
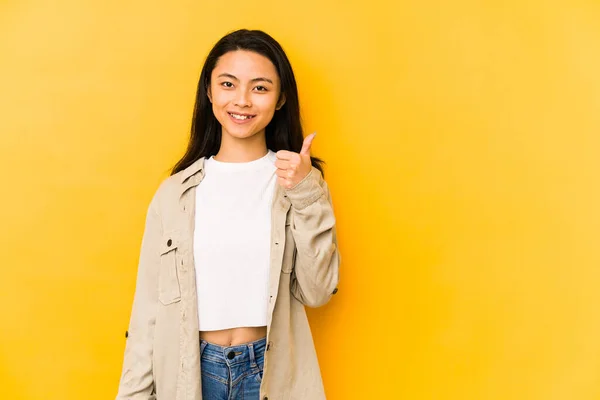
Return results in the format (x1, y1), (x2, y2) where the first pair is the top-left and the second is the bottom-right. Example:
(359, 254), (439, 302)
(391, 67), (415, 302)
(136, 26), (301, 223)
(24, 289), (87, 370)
(275, 93), (286, 110)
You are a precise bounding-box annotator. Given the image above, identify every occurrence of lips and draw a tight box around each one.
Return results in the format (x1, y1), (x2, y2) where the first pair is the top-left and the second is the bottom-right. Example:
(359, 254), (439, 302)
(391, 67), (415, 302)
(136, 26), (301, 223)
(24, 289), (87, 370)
(227, 112), (256, 124)
(228, 112), (256, 121)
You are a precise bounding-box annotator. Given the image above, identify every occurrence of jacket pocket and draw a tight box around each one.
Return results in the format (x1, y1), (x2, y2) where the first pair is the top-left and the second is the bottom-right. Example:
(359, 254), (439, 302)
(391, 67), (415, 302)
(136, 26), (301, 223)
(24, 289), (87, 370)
(158, 231), (182, 305)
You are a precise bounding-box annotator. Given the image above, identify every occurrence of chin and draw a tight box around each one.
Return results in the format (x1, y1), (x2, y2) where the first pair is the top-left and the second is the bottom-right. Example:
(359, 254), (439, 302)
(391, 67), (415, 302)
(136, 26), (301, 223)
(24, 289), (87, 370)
(224, 125), (264, 139)
(227, 129), (259, 140)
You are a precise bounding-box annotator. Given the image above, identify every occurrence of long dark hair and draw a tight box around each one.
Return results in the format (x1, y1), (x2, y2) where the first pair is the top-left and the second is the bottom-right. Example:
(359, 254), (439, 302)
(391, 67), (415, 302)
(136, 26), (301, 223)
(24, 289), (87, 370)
(171, 29), (324, 177)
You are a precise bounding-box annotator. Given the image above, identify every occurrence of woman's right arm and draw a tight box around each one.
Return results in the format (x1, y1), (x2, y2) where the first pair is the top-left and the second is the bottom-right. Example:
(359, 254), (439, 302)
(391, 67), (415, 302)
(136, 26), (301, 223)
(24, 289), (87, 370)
(116, 194), (161, 399)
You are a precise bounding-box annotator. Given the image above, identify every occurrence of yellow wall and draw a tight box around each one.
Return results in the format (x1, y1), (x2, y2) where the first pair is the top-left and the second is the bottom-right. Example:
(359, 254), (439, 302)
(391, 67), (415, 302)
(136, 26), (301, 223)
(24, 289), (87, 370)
(2, 0), (600, 398)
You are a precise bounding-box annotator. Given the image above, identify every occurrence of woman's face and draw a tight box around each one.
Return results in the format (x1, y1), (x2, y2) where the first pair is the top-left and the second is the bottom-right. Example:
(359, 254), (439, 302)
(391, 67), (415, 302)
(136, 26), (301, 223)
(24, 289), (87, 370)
(208, 50), (285, 142)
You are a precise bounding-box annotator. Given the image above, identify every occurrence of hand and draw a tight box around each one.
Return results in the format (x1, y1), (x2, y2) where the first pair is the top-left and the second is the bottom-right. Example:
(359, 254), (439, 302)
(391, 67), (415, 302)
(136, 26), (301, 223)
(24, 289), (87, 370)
(275, 132), (316, 190)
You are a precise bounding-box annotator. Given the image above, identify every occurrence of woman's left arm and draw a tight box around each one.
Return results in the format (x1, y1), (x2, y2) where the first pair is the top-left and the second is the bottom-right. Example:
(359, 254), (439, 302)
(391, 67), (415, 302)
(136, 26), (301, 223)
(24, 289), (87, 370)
(284, 167), (341, 308)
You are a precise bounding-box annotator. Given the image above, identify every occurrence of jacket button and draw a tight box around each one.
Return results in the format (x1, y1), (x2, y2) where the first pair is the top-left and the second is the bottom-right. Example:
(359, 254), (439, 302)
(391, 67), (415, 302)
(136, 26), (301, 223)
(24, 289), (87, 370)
(266, 342), (271, 351)
(167, 239), (172, 247)
(332, 287), (338, 295)
(263, 397), (268, 400)
(125, 330), (128, 338)
(227, 351), (235, 360)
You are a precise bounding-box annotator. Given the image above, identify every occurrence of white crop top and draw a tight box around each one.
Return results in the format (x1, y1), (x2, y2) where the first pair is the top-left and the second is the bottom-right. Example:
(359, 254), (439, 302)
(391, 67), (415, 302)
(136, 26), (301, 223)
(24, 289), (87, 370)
(193, 150), (277, 331)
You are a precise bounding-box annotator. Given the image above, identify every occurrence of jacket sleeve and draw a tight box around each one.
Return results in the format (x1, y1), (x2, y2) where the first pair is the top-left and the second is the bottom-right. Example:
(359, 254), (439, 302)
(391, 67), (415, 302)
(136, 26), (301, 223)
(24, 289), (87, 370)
(116, 194), (161, 399)
(284, 167), (341, 308)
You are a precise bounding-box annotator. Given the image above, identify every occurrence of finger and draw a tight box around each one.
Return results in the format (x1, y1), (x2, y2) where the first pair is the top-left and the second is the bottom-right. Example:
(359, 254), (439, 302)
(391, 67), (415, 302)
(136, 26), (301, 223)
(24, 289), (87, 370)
(276, 168), (297, 179)
(276, 150), (295, 160)
(300, 132), (316, 156)
(277, 176), (294, 189)
(276, 160), (300, 174)
(274, 159), (291, 170)
(275, 169), (291, 179)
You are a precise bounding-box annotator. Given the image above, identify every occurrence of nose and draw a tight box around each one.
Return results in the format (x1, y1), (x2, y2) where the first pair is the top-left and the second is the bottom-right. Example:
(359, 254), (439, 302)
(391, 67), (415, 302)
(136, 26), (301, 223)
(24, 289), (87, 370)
(234, 90), (252, 108)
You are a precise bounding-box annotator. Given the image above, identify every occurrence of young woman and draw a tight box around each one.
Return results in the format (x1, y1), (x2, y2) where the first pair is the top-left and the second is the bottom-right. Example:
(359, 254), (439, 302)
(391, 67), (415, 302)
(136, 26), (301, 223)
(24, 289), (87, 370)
(116, 29), (340, 400)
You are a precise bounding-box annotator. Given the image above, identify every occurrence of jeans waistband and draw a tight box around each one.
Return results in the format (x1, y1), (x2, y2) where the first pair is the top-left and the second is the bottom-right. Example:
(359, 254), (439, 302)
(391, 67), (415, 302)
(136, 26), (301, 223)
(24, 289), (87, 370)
(200, 336), (267, 366)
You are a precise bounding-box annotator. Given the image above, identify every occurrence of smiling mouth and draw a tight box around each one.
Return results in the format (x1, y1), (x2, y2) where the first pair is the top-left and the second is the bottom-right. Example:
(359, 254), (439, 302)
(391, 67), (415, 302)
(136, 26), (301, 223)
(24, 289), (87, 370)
(228, 112), (256, 120)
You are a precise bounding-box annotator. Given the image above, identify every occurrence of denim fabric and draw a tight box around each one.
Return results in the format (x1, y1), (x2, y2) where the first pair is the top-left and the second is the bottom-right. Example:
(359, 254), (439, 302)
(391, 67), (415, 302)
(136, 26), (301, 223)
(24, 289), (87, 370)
(200, 337), (266, 400)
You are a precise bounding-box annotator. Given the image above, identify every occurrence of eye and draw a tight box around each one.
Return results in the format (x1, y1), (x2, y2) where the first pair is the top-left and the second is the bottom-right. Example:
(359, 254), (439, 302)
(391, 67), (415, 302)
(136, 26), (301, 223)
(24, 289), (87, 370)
(221, 82), (234, 88)
(255, 86), (268, 92)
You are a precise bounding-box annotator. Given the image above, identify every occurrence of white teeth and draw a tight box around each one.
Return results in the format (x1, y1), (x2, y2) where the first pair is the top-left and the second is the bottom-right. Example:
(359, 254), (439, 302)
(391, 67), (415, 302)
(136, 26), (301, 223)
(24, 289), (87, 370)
(230, 113), (253, 120)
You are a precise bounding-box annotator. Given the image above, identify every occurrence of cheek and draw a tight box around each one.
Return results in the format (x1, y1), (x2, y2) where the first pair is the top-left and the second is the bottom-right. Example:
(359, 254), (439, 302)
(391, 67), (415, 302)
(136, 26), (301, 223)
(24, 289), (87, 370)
(211, 103), (222, 120)
(254, 95), (280, 114)
(211, 92), (232, 108)
(211, 100), (231, 126)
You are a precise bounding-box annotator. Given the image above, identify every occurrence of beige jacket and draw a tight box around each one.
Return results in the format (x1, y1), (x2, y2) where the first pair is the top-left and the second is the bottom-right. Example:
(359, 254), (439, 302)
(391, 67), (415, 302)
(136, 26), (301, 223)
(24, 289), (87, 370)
(116, 156), (340, 400)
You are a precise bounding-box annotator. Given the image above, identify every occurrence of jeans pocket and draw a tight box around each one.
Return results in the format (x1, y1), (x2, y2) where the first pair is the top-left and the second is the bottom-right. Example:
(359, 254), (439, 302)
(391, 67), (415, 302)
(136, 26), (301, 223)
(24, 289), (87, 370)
(253, 368), (263, 384)
(253, 358), (264, 384)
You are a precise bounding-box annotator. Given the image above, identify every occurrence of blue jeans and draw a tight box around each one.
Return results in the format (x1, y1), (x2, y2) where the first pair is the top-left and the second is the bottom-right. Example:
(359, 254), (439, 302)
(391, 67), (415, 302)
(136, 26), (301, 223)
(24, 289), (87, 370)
(200, 336), (266, 400)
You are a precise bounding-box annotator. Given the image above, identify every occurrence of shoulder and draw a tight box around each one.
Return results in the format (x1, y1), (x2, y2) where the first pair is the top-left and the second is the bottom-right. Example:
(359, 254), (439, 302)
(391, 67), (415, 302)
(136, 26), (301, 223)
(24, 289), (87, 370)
(149, 158), (205, 213)
(157, 172), (185, 198)
(146, 173), (183, 214)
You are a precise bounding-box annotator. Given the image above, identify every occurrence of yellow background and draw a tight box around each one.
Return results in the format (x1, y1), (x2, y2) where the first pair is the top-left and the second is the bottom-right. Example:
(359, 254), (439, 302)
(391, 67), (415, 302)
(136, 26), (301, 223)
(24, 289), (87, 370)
(2, 0), (600, 399)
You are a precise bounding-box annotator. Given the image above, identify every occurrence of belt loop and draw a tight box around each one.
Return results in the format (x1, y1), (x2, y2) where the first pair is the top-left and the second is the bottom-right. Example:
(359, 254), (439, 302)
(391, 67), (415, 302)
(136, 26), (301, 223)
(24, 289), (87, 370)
(248, 342), (257, 368)
(200, 340), (208, 357)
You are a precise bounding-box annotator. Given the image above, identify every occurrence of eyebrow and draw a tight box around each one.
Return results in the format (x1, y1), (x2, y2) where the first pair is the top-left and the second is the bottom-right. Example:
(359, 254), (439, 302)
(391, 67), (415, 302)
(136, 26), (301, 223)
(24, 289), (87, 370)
(217, 73), (274, 85)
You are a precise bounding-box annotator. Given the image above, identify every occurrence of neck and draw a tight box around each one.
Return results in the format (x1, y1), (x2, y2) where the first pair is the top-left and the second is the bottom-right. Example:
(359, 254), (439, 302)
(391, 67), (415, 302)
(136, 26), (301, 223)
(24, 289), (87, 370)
(214, 130), (268, 162)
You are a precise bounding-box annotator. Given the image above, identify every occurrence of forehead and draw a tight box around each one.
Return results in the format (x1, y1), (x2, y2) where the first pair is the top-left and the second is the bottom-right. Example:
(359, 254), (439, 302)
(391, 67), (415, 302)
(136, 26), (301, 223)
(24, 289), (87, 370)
(212, 50), (279, 81)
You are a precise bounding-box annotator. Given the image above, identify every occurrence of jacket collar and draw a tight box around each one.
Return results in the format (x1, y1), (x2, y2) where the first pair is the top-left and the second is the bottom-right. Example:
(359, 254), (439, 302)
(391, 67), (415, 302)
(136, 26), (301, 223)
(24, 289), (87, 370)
(177, 155), (290, 209)
(177, 157), (207, 201)
(180, 157), (206, 183)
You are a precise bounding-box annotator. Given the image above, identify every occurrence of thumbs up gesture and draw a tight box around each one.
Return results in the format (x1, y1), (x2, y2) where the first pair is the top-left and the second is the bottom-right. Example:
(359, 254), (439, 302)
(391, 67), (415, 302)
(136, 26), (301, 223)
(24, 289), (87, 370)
(275, 132), (316, 190)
